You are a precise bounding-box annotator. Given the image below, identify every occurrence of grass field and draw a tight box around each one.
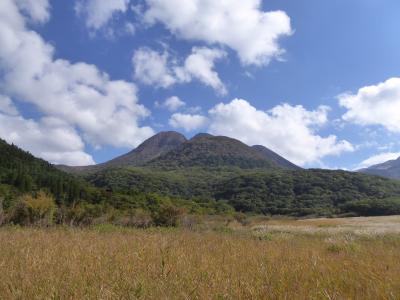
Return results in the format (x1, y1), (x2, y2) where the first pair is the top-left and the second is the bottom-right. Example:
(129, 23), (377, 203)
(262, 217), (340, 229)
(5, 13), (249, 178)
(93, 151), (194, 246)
(1, 216), (400, 299)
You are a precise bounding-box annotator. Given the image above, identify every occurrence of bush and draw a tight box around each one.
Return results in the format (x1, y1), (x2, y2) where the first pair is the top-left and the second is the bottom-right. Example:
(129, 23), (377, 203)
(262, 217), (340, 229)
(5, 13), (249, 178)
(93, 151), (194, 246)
(114, 209), (153, 228)
(0, 197), (4, 225)
(9, 191), (56, 226)
(234, 212), (250, 226)
(66, 203), (105, 226)
(152, 205), (185, 227)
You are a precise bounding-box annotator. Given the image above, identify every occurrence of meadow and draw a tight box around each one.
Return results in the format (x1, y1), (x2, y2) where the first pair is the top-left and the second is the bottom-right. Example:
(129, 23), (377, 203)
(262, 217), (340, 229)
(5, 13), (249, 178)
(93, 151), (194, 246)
(1, 216), (400, 299)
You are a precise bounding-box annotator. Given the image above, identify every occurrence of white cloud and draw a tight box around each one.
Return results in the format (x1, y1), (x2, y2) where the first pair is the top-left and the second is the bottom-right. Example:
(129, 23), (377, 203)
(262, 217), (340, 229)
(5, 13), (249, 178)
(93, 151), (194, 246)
(132, 47), (176, 88)
(0, 112), (95, 166)
(15, 0), (50, 23)
(357, 152), (400, 170)
(132, 47), (227, 94)
(179, 47), (227, 95)
(339, 77), (400, 133)
(207, 99), (354, 166)
(156, 96), (186, 112)
(124, 21), (135, 35)
(144, 0), (292, 66)
(75, 0), (129, 30)
(169, 113), (208, 132)
(0, 0), (154, 165)
(0, 95), (18, 116)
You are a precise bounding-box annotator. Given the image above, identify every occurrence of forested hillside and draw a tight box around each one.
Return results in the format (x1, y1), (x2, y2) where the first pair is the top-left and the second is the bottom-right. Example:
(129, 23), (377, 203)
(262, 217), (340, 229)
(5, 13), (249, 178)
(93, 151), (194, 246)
(0, 139), (85, 204)
(0, 139), (232, 226)
(2, 137), (400, 223)
(86, 166), (400, 216)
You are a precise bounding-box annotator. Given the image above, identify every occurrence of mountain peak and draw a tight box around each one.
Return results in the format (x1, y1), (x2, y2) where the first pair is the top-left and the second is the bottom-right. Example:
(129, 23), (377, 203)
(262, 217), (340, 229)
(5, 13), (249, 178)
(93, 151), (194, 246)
(190, 133), (214, 140)
(147, 134), (280, 169)
(135, 131), (187, 152)
(105, 131), (187, 167)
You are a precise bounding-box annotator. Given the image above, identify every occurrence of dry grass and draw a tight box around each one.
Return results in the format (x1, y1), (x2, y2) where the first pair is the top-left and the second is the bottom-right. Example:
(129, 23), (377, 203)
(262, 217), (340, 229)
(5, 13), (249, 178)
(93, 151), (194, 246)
(252, 215), (400, 235)
(0, 217), (400, 299)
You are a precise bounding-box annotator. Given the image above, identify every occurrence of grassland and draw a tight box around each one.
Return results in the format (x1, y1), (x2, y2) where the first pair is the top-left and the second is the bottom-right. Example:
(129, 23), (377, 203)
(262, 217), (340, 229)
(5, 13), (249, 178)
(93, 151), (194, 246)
(1, 216), (400, 299)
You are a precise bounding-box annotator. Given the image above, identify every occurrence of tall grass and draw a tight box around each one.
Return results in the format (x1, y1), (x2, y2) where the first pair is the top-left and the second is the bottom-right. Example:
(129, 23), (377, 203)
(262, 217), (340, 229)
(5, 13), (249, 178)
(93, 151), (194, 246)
(0, 225), (399, 299)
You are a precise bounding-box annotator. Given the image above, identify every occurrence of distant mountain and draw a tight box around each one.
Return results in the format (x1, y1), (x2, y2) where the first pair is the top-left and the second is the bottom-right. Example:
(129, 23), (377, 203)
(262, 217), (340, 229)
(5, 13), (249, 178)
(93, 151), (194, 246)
(359, 157), (400, 179)
(252, 145), (301, 170)
(58, 131), (187, 173)
(59, 131), (300, 173)
(146, 133), (292, 169)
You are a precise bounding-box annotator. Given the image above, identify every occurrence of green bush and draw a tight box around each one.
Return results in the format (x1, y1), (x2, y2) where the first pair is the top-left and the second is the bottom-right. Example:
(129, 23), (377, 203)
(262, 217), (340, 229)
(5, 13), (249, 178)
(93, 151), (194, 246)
(152, 205), (185, 227)
(9, 191), (56, 226)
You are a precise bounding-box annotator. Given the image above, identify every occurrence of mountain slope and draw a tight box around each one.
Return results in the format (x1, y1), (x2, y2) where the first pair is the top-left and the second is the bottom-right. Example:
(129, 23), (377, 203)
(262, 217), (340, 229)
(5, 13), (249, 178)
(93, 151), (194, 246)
(58, 131), (187, 173)
(146, 133), (281, 169)
(0, 138), (85, 202)
(252, 145), (300, 170)
(359, 157), (400, 179)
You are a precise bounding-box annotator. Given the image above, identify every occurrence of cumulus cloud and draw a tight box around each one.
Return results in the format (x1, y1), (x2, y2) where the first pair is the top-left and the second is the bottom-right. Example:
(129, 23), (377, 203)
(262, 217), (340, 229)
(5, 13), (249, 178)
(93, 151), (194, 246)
(339, 77), (400, 133)
(75, 0), (129, 30)
(132, 47), (176, 88)
(357, 152), (400, 170)
(0, 112), (95, 166)
(169, 113), (208, 132)
(15, 0), (50, 23)
(132, 47), (227, 94)
(0, 0), (154, 165)
(155, 96), (186, 112)
(207, 99), (354, 166)
(0, 95), (18, 116)
(144, 0), (292, 66)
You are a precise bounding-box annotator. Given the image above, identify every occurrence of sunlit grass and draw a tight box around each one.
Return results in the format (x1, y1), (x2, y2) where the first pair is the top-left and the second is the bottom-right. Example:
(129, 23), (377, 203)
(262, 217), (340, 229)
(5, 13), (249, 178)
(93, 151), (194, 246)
(0, 217), (400, 299)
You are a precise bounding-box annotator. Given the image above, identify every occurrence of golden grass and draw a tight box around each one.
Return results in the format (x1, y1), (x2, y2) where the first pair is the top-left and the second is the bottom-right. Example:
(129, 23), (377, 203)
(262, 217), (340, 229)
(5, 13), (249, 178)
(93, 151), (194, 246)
(0, 218), (400, 299)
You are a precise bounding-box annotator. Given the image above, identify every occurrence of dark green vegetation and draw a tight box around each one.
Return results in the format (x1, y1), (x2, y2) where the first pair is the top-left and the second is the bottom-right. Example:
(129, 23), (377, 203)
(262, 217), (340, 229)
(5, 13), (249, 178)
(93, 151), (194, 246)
(359, 156), (400, 180)
(2, 131), (400, 228)
(87, 166), (400, 217)
(0, 138), (232, 227)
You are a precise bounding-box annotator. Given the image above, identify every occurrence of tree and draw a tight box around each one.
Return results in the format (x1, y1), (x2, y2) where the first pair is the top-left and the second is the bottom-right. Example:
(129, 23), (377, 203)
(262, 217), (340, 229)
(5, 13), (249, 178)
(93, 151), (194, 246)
(9, 191), (56, 226)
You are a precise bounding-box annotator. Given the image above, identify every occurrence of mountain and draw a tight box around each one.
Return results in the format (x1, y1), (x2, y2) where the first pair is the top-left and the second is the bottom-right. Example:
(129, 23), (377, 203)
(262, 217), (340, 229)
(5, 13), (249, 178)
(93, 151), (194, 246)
(58, 131), (187, 173)
(252, 145), (301, 170)
(146, 133), (291, 169)
(3, 138), (400, 217)
(359, 157), (400, 179)
(59, 131), (300, 173)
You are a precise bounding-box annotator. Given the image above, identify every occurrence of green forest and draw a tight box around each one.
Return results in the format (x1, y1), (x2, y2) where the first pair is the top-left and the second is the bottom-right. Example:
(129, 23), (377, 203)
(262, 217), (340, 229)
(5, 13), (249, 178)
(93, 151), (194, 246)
(1, 138), (400, 227)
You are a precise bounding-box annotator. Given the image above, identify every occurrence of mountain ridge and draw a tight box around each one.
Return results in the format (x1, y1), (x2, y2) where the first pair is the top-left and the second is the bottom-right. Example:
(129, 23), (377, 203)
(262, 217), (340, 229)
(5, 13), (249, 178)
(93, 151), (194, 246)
(359, 156), (400, 179)
(58, 131), (300, 173)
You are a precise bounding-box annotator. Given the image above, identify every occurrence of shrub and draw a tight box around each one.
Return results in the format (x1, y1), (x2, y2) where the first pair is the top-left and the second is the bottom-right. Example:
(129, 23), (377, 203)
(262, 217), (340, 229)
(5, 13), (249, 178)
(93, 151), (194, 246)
(0, 197), (4, 225)
(152, 205), (185, 227)
(66, 203), (104, 226)
(9, 191), (56, 226)
(234, 212), (250, 226)
(114, 209), (153, 228)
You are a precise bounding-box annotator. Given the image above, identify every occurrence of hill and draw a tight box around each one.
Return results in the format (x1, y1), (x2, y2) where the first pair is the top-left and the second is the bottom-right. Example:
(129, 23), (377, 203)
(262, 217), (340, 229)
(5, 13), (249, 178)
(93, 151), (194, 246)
(58, 131), (187, 173)
(59, 132), (300, 174)
(86, 165), (400, 216)
(3, 137), (400, 218)
(0, 139), (235, 225)
(252, 145), (301, 170)
(146, 133), (285, 169)
(359, 157), (400, 180)
(0, 138), (90, 206)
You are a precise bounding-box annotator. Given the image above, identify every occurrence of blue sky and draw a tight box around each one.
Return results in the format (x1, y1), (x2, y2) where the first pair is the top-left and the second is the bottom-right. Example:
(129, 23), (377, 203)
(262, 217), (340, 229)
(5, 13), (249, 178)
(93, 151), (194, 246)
(1, 0), (400, 169)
